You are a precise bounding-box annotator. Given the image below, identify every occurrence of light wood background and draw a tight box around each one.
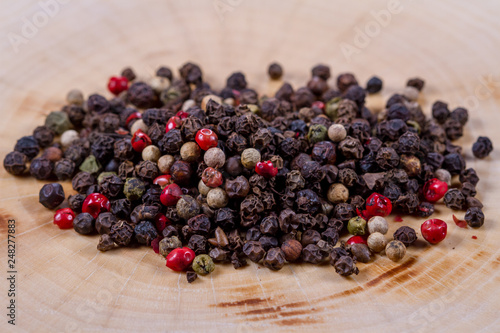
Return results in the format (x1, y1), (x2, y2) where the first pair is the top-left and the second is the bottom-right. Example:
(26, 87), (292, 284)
(1, 1), (499, 332)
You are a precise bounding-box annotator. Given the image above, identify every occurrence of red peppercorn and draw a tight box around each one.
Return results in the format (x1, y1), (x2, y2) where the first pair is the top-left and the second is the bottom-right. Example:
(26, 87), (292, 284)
(153, 174), (173, 189)
(423, 178), (448, 203)
(312, 101), (325, 111)
(107, 76), (129, 95)
(195, 129), (218, 151)
(232, 89), (241, 106)
(176, 111), (189, 119)
(53, 208), (75, 229)
(255, 160), (278, 179)
(166, 247), (196, 271)
(151, 236), (162, 254)
(346, 235), (367, 246)
(82, 193), (110, 219)
(155, 214), (170, 232)
(201, 167), (224, 187)
(165, 116), (182, 133)
(160, 183), (183, 206)
(421, 219), (447, 244)
(125, 112), (142, 127)
(131, 129), (152, 152)
(364, 193), (392, 218)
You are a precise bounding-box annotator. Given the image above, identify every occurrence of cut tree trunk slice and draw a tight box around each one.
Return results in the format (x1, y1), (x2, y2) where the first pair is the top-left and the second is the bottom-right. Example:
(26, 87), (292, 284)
(0, 1), (499, 332)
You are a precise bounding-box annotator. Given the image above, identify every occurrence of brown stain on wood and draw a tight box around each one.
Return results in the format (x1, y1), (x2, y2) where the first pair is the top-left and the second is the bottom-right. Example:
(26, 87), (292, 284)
(277, 317), (323, 326)
(365, 257), (417, 288)
(216, 297), (268, 308)
(0, 208), (11, 235)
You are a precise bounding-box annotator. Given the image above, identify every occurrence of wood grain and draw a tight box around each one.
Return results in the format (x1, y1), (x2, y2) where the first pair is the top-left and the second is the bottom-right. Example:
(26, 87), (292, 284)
(1, 1), (499, 332)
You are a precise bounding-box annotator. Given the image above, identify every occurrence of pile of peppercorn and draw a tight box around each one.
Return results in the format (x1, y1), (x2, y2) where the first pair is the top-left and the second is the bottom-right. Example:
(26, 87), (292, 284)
(3, 62), (493, 282)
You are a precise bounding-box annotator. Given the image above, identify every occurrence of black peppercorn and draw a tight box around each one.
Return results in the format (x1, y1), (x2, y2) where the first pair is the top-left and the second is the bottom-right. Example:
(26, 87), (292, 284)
(74, 213), (95, 235)
(262, 247), (286, 270)
(30, 157), (53, 180)
(134, 221), (158, 246)
(39, 183), (65, 209)
(95, 212), (118, 235)
(366, 76), (383, 94)
(127, 82), (157, 109)
(443, 189), (465, 210)
(472, 136), (493, 159)
(68, 194), (86, 213)
(464, 207), (484, 228)
(110, 220), (134, 246)
(268, 63), (283, 80)
(14, 136), (40, 160)
(393, 226), (417, 247)
(54, 158), (75, 180)
(72, 171), (96, 194)
(33, 126), (55, 148)
(3, 151), (28, 176)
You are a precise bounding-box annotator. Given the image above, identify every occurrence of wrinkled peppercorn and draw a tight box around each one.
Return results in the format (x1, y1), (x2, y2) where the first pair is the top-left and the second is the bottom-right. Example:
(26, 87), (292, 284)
(393, 226), (417, 246)
(472, 136), (493, 159)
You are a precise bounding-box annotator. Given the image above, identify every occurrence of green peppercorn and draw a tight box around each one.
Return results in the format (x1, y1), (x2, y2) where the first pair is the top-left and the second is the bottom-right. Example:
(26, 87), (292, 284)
(325, 97), (341, 120)
(123, 177), (146, 201)
(347, 216), (367, 236)
(307, 124), (327, 144)
(159, 236), (182, 257)
(79, 155), (102, 174)
(191, 254), (215, 275)
(97, 171), (117, 185)
(45, 111), (72, 135)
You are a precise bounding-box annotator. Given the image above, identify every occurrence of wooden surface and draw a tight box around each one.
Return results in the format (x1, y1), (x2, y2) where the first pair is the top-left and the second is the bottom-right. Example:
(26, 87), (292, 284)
(1, 1), (500, 332)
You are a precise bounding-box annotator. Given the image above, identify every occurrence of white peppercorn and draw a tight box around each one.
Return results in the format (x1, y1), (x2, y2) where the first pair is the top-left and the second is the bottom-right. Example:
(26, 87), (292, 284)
(204, 147), (225, 168)
(241, 148), (261, 169)
(142, 145), (161, 162)
(66, 89), (84, 105)
(180, 142), (201, 162)
(198, 179), (211, 196)
(182, 99), (196, 111)
(223, 98), (235, 106)
(207, 188), (229, 208)
(435, 168), (452, 186)
(367, 232), (387, 252)
(327, 183), (349, 204)
(201, 94), (222, 111)
(367, 216), (388, 235)
(328, 124), (347, 142)
(403, 86), (419, 102)
(158, 155), (175, 174)
(149, 76), (170, 93)
(60, 130), (79, 148)
(130, 119), (148, 135)
(385, 240), (406, 262)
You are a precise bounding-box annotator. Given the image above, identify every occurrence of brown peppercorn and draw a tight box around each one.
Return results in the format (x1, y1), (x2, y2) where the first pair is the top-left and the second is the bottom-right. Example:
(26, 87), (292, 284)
(33, 126), (55, 148)
(242, 241), (266, 262)
(349, 243), (371, 263)
(97, 234), (117, 252)
(385, 240), (406, 262)
(158, 155), (175, 174)
(337, 73), (358, 92)
(464, 207), (484, 228)
(176, 195), (201, 220)
(225, 176), (250, 199)
(263, 247), (286, 270)
(170, 160), (193, 185)
(333, 255), (359, 276)
(160, 236), (183, 257)
(400, 154), (421, 177)
(180, 142), (201, 163)
(241, 148), (261, 169)
(110, 220), (134, 246)
(268, 62), (283, 80)
(327, 183), (349, 204)
(281, 239), (302, 262)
